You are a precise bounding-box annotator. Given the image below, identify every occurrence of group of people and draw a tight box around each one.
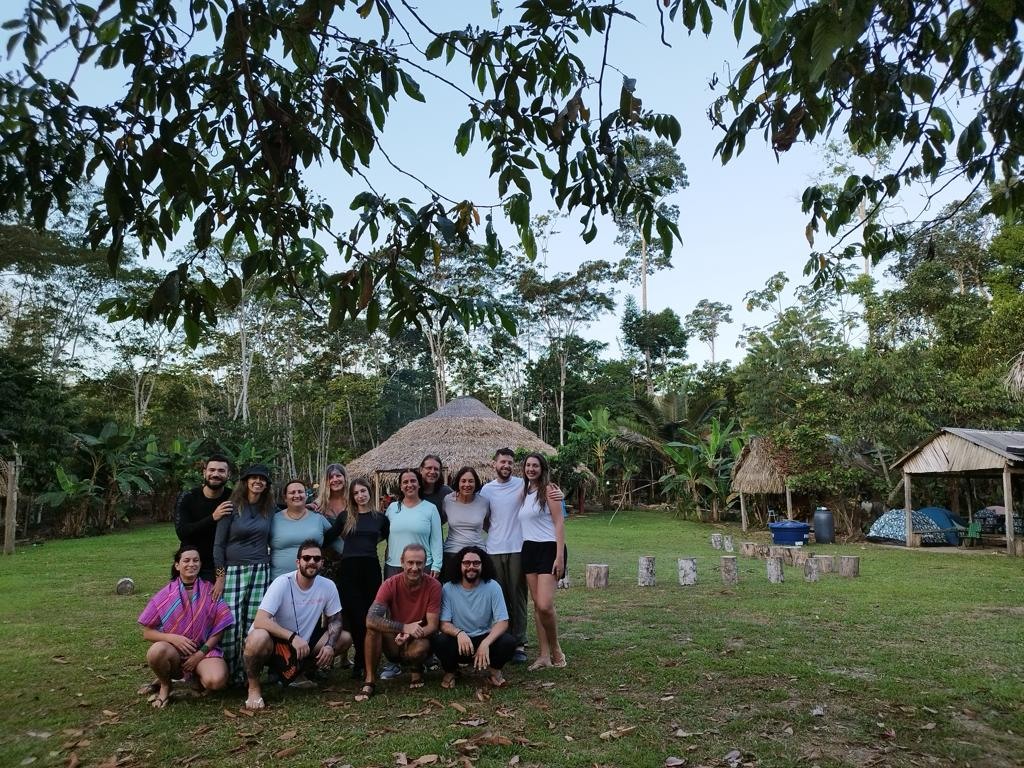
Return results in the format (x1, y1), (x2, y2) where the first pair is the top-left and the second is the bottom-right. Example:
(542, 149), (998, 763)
(137, 449), (567, 708)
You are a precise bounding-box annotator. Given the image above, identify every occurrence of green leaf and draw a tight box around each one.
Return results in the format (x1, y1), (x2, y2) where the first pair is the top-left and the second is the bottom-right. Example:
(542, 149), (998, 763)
(399, 71), (425, 102)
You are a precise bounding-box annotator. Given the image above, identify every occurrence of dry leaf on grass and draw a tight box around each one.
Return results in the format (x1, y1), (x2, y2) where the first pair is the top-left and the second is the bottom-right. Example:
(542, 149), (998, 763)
(274, 747), (300, 759)
(325, 700), (347, 708)
(66, 754), (81, 768)
(508, 757), (520, 766)
(450, 702), (467, 713)
(222, 709), (237, 719)
(412, 756), (438, 766)
(920, 722), (936, 730)
(52, 656), (70, 664)
(599, 725), (637, 740)
(458, 718), (487, 727)
(397, 708), (433, 719)
(495, 706), (516, 718)
(811, 705), (825, 717)
(664, 758), (686, 767)
(321, 758), (353, 768)
(475, 688), (491, 702)
(279, 729), (298, 741)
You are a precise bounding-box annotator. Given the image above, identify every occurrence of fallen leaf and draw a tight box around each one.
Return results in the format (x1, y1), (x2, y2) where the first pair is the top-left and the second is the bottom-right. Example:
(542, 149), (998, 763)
(20, 758), (37, 765)
(101, 710), (118, 718)
(811, 705), (825, 717)
(922, 706), (938, 715)
(274, 747), (300, 758)
(397, 708), (432, 719)
(475, 688), (491, 702)
(599, 725), (637, 740)
(26, 731), (52, 739)
(394, 752), (409, 765)
(458, 718), (487, 727)
(495, 706), (516, 718)
(664, 758), (686, 767)
(222, 709), (237, 719)
(279, 729), (298, 741)
(672, 729), (700, 738)
(723, 749), (743, 768)
(325, 699), (347, 708)
(450, 702), (467, 713)
(67, 754), (81, 768)
(321, 759), (353, 768)
(508, 757), (520, 767)
(783, 725), (794, 736)
(660, 695), (675, 701)
(920, 722), (936, 730)
(426, 698), (444, 709)
(412, 756), (438, 766)
(540, 682), (555, 689)
(52, 656), (70, 665)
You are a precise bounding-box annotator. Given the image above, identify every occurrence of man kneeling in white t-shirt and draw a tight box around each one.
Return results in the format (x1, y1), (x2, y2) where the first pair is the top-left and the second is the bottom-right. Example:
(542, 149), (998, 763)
(242, 539), (352, 709)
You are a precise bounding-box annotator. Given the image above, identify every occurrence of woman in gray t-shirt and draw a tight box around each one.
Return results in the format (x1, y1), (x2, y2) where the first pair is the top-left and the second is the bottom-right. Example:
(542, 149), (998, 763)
(441, 466), (491, 580)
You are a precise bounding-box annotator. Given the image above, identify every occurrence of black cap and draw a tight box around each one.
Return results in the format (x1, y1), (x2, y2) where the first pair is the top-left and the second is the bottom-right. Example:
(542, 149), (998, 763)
(240, 464), (272, 482)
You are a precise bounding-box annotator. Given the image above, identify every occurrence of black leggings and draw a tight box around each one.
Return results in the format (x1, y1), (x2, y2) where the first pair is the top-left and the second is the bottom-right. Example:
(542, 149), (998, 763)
(336, 557), (382, 668)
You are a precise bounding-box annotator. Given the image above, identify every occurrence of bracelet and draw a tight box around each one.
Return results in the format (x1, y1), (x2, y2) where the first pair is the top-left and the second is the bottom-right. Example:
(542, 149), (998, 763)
(288, 632), (297, 645)
(199, 643), (209, 654)
(215, 568), (226, 578)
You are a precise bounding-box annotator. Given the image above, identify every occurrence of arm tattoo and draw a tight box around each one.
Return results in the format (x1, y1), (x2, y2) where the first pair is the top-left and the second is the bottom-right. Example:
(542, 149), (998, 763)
(324, 611), (343, 646)
(366, 602), (403, 634)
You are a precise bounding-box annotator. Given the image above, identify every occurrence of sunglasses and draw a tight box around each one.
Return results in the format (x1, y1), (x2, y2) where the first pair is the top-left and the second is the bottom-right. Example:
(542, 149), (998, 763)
(300, 555), (323, 563)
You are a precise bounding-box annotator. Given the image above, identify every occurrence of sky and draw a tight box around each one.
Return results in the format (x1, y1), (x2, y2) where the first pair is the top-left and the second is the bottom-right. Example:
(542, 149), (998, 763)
(17, 2), (970, 367)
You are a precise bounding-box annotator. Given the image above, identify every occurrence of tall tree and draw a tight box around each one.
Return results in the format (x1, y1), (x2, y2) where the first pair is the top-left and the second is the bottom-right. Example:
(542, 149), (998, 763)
(683, 299), (732, 364)
(620, 295), (688, 388)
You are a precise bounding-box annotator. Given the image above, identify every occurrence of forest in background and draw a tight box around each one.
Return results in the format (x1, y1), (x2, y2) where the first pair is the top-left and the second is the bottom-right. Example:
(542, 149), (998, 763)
(4, 189), (1024, 538)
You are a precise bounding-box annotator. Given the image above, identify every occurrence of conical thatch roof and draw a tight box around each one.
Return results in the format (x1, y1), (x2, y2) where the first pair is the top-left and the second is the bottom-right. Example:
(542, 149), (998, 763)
(730, 436), (788, 494)
(347, 396), (556, 485)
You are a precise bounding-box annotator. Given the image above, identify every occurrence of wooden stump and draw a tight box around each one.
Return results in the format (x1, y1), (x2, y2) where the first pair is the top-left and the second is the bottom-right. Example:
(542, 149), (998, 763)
(803, 557), (820, 582)
(814, 555), (835, 574)
(677, 558), (698, 586)
(720, 556), (739, 585)
(115, 577), (135, 596)
(766, 557), (785, 584)
(838, 556), (860, 578)
(586, 564), (609, 588)
(710, 533), (724, 550)
(723, 535), (734, 553)
(790, 548), (810, 567)
(638, 556), (656, 587)
(768, 545), (787, 561)
(755, 544), (771, 560)
(739, 542), (756, 558)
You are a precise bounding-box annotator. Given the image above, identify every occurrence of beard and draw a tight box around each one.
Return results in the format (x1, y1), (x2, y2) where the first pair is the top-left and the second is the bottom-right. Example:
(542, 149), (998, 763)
(463, 570), (480, 583)
(496, 466), (512, 480)
(204, 476), (225, 489)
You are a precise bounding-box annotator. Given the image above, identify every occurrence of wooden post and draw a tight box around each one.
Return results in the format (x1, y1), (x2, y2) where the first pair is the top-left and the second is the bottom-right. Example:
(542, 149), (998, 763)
(638, 556), (656, 586)
(766, 557), (784, 583)
(710, 533), (723, 550)
(739, 542), (756, 558)
(3, 456), (18, 556)
(677, 558), (697, 586)
(789, 548), (809, 567)
(720, 556), (738, 585)
(804, 557), (820, 582)
(814, 554), (835, 574)
(1003, 466), (1016, 556)
(586, 564), (609, 588)
(723, 535), (734, 553)
(904, 470), (916, 548)
(785, 487), (794, 520)
(740, 492), (748, 532)
(838, 556), (860, 577)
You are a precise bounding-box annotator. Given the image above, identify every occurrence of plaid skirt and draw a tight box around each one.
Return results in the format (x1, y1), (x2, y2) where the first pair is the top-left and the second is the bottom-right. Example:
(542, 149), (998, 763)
(221, 563), (270, 685)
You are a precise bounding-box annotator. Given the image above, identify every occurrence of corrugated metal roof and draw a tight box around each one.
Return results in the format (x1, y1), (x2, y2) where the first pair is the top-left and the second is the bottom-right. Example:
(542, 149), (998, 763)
(893, 427), (1024, 473)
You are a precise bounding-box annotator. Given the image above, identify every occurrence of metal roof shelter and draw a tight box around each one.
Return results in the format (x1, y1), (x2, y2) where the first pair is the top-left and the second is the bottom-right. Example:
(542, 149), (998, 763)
(892, 428), (1024, 555)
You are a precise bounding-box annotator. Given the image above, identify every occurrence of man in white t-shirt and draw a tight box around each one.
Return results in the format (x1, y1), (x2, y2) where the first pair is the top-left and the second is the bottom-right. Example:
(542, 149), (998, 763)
(480, 448), (562, 664)
(242, 540), (352, 709)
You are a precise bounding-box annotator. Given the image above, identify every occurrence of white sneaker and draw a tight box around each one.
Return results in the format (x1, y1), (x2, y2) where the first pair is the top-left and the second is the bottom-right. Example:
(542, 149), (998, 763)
(379, 661), (402, 680)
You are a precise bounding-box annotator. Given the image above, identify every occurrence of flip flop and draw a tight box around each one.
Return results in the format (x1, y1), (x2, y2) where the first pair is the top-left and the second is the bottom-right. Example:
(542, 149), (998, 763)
(150, 695), (170, 709)
(409, 673), (425, 690)
(527, 657), (552, 671)
(244, 695), (265, 710)
(487, 675), (507, 688)
(551, 654), (568, 668)
(441, 673), (457, 690)
(354, 682), (375, 702)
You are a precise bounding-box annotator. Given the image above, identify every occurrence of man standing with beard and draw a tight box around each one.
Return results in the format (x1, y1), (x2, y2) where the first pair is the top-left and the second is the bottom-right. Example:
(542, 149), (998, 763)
(174, 454), (233, 583)
(479, 448), (563, 664)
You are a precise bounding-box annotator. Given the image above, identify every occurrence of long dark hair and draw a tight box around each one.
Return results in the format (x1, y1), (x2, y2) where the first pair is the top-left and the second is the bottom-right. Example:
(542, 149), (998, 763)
(229, 472), (275, 517)
(521, 452), (551, 508)
(397, 468), (424, 502)
(451, 465), (482, 497)
(444, 545), (496, 583)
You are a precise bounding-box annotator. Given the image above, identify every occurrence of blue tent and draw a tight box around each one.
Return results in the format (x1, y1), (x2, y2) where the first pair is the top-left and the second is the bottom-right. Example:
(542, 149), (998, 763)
(867, 509), (949, 545)
(917, 506), (965, 545)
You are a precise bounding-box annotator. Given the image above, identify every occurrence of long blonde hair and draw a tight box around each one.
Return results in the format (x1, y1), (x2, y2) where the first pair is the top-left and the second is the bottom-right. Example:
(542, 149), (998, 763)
(343, 478), (379, 537)
(315, 463), (347, 516)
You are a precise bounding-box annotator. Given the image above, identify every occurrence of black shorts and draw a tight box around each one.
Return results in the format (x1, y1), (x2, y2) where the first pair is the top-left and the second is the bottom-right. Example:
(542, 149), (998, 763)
(521, 540), (559, 575)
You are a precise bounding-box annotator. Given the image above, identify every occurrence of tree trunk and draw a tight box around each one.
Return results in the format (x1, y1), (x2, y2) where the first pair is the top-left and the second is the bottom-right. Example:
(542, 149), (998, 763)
(838, 556), (860, 577)
(720, 556), (738, 585)
(804, 556), (820, 582)
(710, 533), (723, 550)
(585, 564), (609, 588)
(766, 557), (784, 583)
(722, 535), (734, 553)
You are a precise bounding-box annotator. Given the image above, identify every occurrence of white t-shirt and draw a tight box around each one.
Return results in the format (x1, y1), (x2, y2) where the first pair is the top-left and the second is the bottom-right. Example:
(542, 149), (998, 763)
(480, 476), (525, 554)
(518, 489), (556, 542)
(255, 572), (341, 642)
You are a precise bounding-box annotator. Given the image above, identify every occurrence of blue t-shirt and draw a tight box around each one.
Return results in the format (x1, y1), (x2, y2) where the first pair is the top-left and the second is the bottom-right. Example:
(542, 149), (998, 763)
(440, 579), (508, 638)
(270, 510), (333, 580)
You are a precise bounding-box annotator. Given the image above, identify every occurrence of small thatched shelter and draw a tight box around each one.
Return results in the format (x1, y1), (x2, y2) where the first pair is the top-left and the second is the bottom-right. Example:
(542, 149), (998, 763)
(731, 437), (791, 531)
(346, 396), (557, 497)
(892, 427), (1024, 555)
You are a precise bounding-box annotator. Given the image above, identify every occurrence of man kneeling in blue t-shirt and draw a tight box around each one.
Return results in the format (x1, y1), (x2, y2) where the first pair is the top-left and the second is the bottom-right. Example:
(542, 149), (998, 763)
(431, 545), (517, 689)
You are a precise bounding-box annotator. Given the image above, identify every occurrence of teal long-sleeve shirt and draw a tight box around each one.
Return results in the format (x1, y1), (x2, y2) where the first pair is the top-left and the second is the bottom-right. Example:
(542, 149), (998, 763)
(385, 499), (443, 571)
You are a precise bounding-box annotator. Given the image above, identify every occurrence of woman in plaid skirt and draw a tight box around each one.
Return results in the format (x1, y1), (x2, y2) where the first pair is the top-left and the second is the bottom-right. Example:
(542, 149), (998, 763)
(213, 464), (275, 685)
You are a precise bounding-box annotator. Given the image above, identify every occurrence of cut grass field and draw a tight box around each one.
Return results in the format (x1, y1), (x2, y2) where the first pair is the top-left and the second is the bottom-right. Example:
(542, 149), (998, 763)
(1, 510), (1023, 768)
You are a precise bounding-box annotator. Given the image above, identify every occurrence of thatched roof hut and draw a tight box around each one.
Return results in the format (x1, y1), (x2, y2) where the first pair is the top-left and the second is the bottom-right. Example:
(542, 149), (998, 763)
(731, 437), (788, 495)
(346, 396), (556, 492)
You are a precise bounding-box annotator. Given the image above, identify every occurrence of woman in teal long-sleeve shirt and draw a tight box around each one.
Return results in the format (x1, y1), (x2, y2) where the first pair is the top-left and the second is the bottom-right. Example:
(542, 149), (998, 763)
(384, 468), (443, 578)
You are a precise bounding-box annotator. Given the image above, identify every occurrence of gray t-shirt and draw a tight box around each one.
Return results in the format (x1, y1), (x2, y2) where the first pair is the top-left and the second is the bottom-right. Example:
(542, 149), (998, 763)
(255, 572), (341, 642)
(214, 505), (272, 568)
(440, 579), (508, 638)
(442, 494), (490, 553)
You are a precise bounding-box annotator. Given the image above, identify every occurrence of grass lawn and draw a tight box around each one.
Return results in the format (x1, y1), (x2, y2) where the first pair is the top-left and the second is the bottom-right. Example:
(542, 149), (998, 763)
(1, 509), (1023, 768)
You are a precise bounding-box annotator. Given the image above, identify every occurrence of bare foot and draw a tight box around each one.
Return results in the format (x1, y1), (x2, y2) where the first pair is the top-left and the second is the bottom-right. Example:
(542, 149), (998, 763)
(409, 672), (425, 689)
(244, 693), (265, 710)
(527, 656), (552, 671)
(551, 652), (567, 668)
(441, 672), (456, 690)
(151, 684), (172, 709)
(488, 672), (507, 687)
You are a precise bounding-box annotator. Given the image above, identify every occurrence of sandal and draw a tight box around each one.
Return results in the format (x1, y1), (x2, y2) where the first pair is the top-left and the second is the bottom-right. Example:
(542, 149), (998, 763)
(137, 681), (160, 696)
(527, 657), (552, 671)
(551, 654), (568, 668)
(487, 674), (507, 688)
(150, 695), (170, 709)
(354, 682), (375, 702)
(441, 673), (457, 690)
(409, 672), (425, 690)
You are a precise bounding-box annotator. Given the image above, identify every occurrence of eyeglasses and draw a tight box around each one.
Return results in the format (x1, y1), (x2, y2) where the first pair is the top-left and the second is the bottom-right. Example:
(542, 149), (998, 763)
(461, 560), (482, 566)
(300, 555), (323, 563)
